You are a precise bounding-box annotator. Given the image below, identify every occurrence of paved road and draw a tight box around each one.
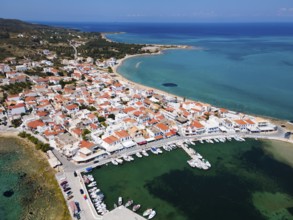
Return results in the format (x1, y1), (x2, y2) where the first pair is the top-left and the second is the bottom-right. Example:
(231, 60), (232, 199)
(52, 126), (291, 220)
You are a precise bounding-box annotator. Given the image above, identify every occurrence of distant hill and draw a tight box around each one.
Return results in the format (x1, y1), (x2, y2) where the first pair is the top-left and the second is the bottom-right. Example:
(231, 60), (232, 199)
(0, 18), (68, 34)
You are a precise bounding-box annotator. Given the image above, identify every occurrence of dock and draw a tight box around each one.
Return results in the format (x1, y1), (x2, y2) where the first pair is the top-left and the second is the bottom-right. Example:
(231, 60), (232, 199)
(179, 142), (197, 160)
(103, 206), (146, 220)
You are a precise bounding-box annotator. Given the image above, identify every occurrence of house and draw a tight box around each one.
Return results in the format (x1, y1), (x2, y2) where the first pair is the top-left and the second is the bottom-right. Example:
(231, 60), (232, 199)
(65, 104), (79, 115)
(8, 103), (26, 116)
(115, 130), (136, 149)
(27, 119), (46, 133)
(101, 135), (123, 153)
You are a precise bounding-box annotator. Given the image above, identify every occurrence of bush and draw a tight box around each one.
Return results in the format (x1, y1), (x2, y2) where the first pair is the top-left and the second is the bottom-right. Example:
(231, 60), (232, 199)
(18, 131), (50, 152)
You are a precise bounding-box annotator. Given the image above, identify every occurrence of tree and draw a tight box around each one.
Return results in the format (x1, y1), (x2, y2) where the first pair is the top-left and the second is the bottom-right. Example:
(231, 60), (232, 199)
(108, 66), (113, 73)
(108, 114), (115, 120)
(98, 116), (106, 123)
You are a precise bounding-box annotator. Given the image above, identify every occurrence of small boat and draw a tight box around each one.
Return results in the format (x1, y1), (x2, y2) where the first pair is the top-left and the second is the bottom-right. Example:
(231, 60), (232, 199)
(143, 209), (153, 217)
(157, 148), (163, 154)
(199, 140), (204, 144)
(136, 152), (142, 158)
(132, 204), (141, 212)
(142, 150), (149, 156)
(128, 155), (134, 161)
(125, 200), (133, 207)
(111, 159), (118, 165)
(116, 158), (123, 164)
(88, 181), (97, 187)
(118, 196), (122, 206)
(151, 147), (158, 154)
(148, 210), (156, 219)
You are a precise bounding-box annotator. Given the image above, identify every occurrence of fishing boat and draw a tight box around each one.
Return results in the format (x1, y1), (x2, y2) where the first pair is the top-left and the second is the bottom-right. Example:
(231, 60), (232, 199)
(118, 196), (123, 206)
(199, 140), (204, 144)
(143, 209), (153, 216)
(125, 200), (133, 207)
(148, 210), (156, 219)
(132, 204), (141, 212)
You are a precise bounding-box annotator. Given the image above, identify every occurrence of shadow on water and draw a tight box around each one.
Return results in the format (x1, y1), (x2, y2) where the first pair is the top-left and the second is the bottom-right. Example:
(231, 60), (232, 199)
(145, 168), (265, 220)
(145, 142), (293, 220)
(240, 145), (293, 195)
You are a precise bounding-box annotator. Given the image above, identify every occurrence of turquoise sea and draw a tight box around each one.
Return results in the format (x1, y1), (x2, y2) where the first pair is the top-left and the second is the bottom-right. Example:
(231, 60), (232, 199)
(104, 24), (293, 120)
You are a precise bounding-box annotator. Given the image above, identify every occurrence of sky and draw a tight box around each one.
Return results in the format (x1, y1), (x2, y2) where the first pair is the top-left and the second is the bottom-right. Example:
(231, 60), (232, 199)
(2, 0), (293, 22)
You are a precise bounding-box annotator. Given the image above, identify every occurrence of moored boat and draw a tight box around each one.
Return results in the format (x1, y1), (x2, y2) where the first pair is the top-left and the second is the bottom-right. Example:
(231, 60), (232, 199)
(132, 204), (141, 212)
(148, 210), (156, 219)
(118, 196), (122, 206)
(125, 199), (133, 207)
(143, 209), (153, 216)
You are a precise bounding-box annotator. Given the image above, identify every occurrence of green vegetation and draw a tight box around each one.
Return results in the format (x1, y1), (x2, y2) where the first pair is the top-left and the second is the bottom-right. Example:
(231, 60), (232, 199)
(82, 129), (91, 140)
(108, 113), (115, 120)
(98, 116), (106, 122)
(79, 104), (97, 111)
(1, 81), (32, 94)
(18, 131), (50, 152)
(11, 118), (22, 127)
(78, 35), (146, 60)
(59, 79), (76, 89)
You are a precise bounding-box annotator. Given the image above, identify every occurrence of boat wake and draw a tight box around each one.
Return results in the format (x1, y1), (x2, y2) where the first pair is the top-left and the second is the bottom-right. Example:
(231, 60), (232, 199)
(135, 62), (142, 69)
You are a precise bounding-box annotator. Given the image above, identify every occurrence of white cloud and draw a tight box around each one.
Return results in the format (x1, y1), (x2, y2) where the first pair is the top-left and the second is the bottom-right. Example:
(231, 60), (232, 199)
(277, 7), (293, 16)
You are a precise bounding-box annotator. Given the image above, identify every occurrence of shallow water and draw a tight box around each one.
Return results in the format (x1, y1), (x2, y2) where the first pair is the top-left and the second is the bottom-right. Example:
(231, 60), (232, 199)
(0, 137), (68, 220)
(92, 140), (293, 220)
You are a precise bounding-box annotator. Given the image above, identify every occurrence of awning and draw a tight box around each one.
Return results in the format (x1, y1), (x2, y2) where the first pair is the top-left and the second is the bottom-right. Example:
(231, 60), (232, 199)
(122, 140), (136, 148)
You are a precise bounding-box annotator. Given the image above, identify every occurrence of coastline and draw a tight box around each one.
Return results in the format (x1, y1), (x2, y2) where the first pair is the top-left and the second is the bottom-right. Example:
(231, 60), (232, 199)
(0, 131), (70, 220)
(112, 51), (293, 132)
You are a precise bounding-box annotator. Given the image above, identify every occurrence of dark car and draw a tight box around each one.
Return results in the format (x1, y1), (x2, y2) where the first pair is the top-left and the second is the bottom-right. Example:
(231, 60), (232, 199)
(60, 180), (68, 186)
(80, 189), (84, 194)
(74, 171), (77, 177)
(66, 191), (73, 196)
(64, 187), (71, 192)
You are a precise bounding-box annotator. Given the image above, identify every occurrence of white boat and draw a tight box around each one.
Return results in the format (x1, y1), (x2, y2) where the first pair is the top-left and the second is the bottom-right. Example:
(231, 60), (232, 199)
(88, 181), (97, 187)
(151, 148), (158, 154)
(88, 187), (97, 192)
(143, 209), (153, 216)
(136, 152), (142, 158)
(227, 137), (232, 141)
(128, 155), (134, 161)
(157, 148), (163, 154)
(125, 200), (133, 207)
(118, 196), (122, 206)
(123, 155), (131, 162)
(199, 140), (204, 144)
(132, 204), (141, 212)
(142, 150), (149, 157)
(214, 138), (219, 143)
(111, 159), (118, 165)
(190, 141), (195, 145)
(148, 210), (156, 219)
(116, 158), (123, 164)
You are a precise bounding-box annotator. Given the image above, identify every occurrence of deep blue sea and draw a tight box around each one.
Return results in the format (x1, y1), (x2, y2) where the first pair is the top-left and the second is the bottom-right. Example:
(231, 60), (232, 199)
(42, 22), (293, 120)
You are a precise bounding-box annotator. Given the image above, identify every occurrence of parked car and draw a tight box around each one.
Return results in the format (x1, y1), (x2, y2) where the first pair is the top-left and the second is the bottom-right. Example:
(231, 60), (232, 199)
(64, 187), (71, 192)
(60, 180), (68, 186)
(66, 191), (73, 196)
(74, 171), (77, 177)
(80, 189), (84, 194)
(67, 195), (74, 200)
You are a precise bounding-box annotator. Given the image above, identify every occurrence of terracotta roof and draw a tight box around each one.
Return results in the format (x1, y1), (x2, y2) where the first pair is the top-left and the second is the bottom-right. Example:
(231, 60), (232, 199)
(79, 140), (95, 149)
(103, 135), (118, 145)
(115, 130), (129, 138)
(156, 123), (169, 131)
(66, 104), (79, 110)
(8, 103), (25, 109)
(27, 120), (45, 129)
(234, 120), (247, 125)
(191, 120), (204, 129)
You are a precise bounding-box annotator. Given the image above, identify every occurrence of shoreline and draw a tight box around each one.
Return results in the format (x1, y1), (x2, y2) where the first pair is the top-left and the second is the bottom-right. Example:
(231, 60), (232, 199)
(104, 32), (292, 128)
(112, 52), (292, 131)
(0, 131), (70, 220)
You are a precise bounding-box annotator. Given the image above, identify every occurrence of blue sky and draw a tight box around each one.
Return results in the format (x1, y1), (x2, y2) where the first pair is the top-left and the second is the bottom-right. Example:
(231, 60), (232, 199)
(2, 0), (293, 22)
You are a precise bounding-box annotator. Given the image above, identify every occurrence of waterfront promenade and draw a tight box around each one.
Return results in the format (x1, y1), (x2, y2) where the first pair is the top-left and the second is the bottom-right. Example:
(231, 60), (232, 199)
(51, 126), (291, 220)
